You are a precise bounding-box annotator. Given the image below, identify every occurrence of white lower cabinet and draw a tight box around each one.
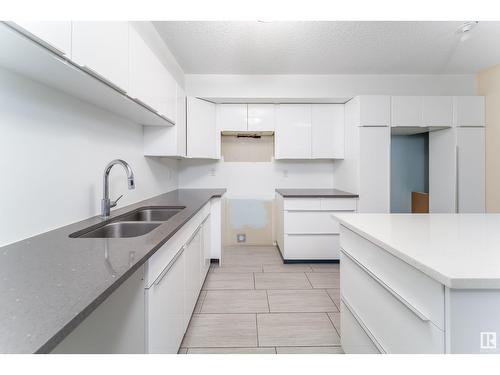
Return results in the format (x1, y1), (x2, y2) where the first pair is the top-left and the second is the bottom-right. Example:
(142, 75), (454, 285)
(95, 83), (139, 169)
(184, 225), (203, 325)
(276, 194), (357, 260)
(146, 247), (185, 354)
(340, 225), (446, 354)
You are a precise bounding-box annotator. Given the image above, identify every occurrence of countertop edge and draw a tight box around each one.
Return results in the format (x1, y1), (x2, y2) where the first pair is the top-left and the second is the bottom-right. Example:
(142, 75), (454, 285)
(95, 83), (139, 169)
(275, 188), (359, 198)
(35, 189), (225, 353)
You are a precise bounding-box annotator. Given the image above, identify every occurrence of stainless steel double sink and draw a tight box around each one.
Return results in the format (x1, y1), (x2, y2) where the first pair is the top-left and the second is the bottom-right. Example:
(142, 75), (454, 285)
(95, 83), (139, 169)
(70, 207), (185, 239)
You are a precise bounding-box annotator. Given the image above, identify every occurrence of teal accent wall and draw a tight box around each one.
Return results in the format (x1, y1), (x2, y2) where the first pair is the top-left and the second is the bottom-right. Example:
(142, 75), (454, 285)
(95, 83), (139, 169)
(390, 134), (429, 213)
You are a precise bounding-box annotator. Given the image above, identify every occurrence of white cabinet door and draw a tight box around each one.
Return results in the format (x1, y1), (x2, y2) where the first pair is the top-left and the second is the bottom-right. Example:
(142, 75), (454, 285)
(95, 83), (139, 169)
(429, 128), (457, 213)
(184, 226), (202, 324)
(391, 96), (423, 127)
(218, 104), (247, 132)
(146, 249), (185, 354)
(176, 85), (187, 156)
(457, 128), (485, 213)
(312, 104), (344, 159)
(13, 21), (72, 56)
(201, 217), (211, 283)
(454, 96), (485, 127)
(358, 96), (391, 126)
(248, 104), (275, 131)
(187, 97), (218, 159)
(129, 25), (176, 121)
(422, 96), (453, 127)
(275, 104), (312, 159)
(358, 127), (390, 213)
(71, 22), (129, 92)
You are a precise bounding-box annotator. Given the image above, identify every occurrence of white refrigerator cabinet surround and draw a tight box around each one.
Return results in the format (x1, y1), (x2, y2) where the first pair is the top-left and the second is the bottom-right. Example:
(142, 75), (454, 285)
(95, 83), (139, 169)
(453, 96), (485, 127)
(187, 97), (219, 159)
(349, 95), (391, 127)
(391, 96), (423, 127)
(143, 85), (187, 157)
(276, 194), (357, 261)
(129, 24), (176, 122)
(391, 96), (454, 128)
(275, 104), (344, 159)
(11, 21), (72, 56)
(71, 22), (129, 93)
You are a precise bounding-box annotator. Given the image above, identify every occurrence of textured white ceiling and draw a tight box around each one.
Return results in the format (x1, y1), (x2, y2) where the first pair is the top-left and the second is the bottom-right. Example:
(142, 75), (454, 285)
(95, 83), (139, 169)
(153, 21), (500, 74)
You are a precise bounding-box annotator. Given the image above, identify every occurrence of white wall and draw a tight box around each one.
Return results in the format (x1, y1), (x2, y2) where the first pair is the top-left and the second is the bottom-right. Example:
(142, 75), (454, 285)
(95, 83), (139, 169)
(185, 74), (476, 99)
(0, 68), (178, 247)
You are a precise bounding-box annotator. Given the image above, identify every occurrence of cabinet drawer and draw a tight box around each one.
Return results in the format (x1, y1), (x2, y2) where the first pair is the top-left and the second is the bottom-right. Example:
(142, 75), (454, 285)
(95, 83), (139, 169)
(340, 300), (380, 354)
(320, 198), (357, 211)
(340, 251), (444, 353)
(285, 211), (340, 234)
(340, 226), (444, 329)
(284, 198), (321, 211)
(284, 234), (339, 260)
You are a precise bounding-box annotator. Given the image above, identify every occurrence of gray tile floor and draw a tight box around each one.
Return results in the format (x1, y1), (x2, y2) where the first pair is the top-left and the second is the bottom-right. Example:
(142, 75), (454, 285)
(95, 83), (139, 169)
(180, 245), (342, 354)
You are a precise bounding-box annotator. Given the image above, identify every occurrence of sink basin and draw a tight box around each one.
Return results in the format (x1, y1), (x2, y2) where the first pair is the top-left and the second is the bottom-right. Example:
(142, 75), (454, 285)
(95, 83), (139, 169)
(73, 222), (161, 238)
(119, 207), (185, 222)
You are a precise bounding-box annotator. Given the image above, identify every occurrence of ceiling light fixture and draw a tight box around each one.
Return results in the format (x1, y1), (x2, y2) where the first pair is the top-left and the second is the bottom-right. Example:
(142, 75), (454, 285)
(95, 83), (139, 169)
(458, 21), (479, 42)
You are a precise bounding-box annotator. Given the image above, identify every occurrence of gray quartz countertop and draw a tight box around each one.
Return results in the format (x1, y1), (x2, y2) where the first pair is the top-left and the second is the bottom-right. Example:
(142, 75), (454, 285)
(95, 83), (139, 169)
(0, 189), (225, 354)
(275, 188), (358, 198)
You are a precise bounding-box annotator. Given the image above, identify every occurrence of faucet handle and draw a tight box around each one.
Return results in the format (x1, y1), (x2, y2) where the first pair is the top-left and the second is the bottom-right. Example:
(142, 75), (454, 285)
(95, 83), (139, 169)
(111, 194), (124, 208)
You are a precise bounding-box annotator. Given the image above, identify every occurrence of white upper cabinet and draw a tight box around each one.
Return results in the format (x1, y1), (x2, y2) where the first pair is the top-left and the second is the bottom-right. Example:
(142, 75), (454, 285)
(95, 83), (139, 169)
(275, 104), (312, 159)
(422, 96), (453, 127)
(176, 86), (187, 157)
(247, 104), (275, 131)
(12, 21), (72, 56)
(129, 24), (176, 122)
(391, 96), (423, 127)
(356, 96), (391, 126)
(71, 22), (129, 92)
(187, 97), (218, 159)
(453, 96), (485, 127)
(218, 104), (247, 132)
(312, 104), (344, 159)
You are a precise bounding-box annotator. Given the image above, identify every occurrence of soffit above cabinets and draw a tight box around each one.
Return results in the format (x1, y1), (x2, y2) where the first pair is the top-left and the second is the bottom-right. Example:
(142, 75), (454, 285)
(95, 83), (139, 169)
(202, 97), (351, 104)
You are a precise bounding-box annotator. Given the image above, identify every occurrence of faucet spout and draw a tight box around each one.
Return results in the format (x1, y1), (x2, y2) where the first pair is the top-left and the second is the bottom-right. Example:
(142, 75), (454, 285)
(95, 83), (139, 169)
(101, 159), (135, 218)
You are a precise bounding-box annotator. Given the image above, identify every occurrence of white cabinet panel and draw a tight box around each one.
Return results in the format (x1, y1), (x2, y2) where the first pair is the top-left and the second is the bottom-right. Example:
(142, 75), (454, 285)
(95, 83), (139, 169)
(454, 96), (485, 127)
(248, 104), (275, 131)
(422, 96), (453, 127)
(13, 21), (72, 56)
(284, 234), (340, 260)
(275, 104), (312, 159)
(429, 128), (457, 213)
(201, 216), (211, 283)
(218, 104), (247, 132)
(285, 211), (340, 234)
(129, 25), (176, 121)
(184, 226), (202, 324)
(358, 95), (391, 126)
(358, 127), (390, 213)
(312, 104), (344, 159)
(187, 97), (218, 159)
(457, 128), (485, 213)
(340, 300), (380, 354)
(391, 96), (423, 127)
(146, 250), (185, 354)
(71, 22), (129, 92)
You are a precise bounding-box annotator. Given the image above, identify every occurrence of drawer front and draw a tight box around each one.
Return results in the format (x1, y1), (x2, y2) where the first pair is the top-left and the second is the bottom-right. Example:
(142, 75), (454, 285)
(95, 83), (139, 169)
(284, 234), (339, 260)
(320, 198), (357, 211)
(341, 251), (445, 353)
(145, 202), (210, 287)
(284, 198), (321, 211)
(340, 300), (380, 354)
(340, 226), (445, 329)
(285, 211), (340, 234)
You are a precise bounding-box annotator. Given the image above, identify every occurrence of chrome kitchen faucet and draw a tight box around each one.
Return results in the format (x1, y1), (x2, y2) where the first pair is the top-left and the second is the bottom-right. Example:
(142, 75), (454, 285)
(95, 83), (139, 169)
(101, 159), (135, 218)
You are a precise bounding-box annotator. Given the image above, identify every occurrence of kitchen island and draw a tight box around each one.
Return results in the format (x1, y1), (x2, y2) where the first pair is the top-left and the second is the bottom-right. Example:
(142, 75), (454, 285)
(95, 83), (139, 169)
(335, 213), (500, 354)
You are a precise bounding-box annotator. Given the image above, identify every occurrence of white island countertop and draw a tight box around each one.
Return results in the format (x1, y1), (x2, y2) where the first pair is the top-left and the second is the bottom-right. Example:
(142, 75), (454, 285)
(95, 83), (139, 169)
(335, 213), (500, 289)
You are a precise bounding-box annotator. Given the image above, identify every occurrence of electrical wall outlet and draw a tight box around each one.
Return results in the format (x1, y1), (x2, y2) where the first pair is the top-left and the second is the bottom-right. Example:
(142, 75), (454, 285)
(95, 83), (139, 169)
(236, 233), (246, 243)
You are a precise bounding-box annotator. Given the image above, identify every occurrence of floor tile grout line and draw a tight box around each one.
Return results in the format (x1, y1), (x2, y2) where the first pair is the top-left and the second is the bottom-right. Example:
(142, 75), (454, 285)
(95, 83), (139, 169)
(304, 272), (315, 289)
(265, 289), (271, 313)
(325, 289), (340, 312)
(326, 311), (341, 338)
(255, 313), (260, 348)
